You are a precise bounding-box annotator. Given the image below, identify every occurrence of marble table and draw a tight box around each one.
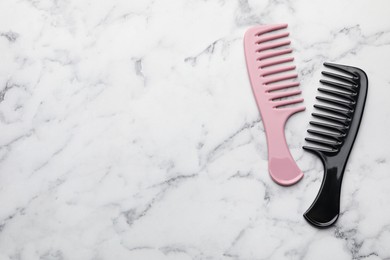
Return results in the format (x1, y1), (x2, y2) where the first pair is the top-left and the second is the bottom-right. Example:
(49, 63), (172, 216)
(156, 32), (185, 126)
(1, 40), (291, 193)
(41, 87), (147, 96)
(0, 0), (389, 259)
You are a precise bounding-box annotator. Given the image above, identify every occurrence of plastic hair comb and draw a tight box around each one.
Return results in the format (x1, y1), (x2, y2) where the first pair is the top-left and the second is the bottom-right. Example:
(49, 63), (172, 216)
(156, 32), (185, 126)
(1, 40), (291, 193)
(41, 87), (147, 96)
(303, 62), (368, 228)
(244, 24), (305, 186)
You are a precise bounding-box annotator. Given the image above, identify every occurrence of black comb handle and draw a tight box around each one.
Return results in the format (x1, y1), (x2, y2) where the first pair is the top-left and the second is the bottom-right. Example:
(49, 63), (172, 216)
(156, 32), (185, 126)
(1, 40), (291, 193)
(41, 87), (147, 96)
(303, 156), (347, 227)
(303, 62), (368, 228)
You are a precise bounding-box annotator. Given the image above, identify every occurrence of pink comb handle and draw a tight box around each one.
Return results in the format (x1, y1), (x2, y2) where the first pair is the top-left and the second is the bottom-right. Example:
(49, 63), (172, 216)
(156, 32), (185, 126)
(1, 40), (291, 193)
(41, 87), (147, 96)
(244, 24), (305, 186)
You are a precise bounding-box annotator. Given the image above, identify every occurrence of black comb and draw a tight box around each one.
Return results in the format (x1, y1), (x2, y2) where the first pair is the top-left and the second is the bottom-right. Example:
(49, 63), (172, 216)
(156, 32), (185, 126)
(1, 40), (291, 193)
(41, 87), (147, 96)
(303, 62), (368, 228)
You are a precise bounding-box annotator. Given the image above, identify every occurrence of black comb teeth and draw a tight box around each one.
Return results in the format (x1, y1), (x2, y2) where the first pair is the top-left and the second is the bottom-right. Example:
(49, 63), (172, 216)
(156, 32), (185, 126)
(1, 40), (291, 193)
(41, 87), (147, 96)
(303, 63), (361, 153)
(302, 62), (368, 228)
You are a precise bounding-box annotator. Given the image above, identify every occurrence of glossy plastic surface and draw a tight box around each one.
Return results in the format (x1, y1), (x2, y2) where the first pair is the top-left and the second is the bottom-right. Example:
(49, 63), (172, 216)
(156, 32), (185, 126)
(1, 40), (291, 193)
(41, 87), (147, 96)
(303, 62), (368, 228)
(244, 24), (305, 186)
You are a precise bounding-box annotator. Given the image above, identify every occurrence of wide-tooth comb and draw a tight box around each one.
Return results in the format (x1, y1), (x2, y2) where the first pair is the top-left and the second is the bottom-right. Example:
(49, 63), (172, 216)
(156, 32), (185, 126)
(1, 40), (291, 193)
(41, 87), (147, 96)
(244, 24), (305, 186)
(303, 62), (368, 228)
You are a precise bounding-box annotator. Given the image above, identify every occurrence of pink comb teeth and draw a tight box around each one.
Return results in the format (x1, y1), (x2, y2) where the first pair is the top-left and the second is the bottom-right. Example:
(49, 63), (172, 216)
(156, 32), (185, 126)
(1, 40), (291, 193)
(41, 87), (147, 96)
(244, 24), (305, 186)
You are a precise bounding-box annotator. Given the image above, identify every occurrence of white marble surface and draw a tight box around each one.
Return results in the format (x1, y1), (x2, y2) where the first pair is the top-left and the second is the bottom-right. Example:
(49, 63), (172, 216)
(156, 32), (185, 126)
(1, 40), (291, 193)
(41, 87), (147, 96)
(0, 0), (389, 259)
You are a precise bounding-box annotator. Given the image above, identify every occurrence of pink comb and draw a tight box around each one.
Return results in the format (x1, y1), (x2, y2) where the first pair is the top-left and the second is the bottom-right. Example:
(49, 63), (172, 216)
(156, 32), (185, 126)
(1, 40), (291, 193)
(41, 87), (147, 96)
(244, 24), (305, 186)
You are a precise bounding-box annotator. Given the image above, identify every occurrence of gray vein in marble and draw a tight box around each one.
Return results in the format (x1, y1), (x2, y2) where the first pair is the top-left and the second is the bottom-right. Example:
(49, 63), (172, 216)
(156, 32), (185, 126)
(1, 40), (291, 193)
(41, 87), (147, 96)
(0, 31), (19, 42)
(203, 118), (261, 165)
